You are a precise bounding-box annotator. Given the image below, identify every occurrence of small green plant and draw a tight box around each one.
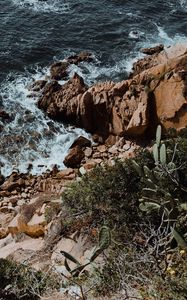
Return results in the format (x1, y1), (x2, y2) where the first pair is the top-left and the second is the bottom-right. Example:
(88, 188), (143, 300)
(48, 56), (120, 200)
(61, 226), (111, 278)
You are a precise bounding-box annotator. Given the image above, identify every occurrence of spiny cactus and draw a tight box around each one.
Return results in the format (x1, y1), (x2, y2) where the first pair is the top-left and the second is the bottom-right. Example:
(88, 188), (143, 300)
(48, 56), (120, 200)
(132, 125), (187, 248)
(153, 125), (167, 165)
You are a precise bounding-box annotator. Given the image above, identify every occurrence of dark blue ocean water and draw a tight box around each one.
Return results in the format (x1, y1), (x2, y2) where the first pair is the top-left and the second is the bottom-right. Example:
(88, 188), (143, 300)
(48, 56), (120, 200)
(0, 0), (187, 176)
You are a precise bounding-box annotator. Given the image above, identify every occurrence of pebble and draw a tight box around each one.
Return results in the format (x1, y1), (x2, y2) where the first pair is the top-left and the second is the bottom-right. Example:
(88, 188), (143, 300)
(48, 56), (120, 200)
(108, 146), (118, 154)
(21, 192), (27, 199)
(123, 144), (131, 151)
(84, 147), (93, 158)
(17, 199), (25, 206)
(97, 145), (107, 153)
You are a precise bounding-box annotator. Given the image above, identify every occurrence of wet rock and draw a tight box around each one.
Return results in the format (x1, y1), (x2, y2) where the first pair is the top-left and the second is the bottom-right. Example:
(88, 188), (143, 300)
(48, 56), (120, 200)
(0, 174), (5, 186)
(50, 61), (70, 80)
(64, 146), (85, 168)
(67, 51), (93, 65)
(0, 110), (11, 121)
(131, 43), (186, 77)
(28, 79), (47, 92)
(70, 136), (91, 149)
(140, 44), (164, 55)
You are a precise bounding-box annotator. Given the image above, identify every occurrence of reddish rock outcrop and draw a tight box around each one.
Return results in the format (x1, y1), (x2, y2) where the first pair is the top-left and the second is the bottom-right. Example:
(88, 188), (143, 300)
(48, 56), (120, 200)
(37, 44), (187, 140)
(38, 73), (87, 121)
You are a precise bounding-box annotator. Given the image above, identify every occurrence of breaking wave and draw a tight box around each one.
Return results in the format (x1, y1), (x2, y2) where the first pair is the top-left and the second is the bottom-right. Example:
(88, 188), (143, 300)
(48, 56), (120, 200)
(0, 67), (90, 177)
(11, 0), (70, 13)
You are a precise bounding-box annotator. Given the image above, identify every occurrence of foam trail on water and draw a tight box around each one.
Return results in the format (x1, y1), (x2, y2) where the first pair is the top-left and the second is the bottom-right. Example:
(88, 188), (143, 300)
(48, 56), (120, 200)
(11, 0), (70, 13)
(0, 67), (90, 177)
(180, 0), (187, 11)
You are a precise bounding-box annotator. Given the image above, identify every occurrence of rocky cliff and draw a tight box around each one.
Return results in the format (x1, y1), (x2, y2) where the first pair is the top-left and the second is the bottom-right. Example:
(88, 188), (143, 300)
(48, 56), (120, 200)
(37, 44), (187, 140)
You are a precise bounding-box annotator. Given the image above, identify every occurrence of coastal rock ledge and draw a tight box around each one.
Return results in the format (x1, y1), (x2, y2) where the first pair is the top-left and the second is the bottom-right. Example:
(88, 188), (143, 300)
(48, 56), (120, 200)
(38, 44), (187, 140)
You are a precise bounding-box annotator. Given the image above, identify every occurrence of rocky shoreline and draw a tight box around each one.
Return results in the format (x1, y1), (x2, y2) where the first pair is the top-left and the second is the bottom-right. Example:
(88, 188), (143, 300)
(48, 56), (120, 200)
(0, 43), (187, 299)
(0, 43), (186, 197)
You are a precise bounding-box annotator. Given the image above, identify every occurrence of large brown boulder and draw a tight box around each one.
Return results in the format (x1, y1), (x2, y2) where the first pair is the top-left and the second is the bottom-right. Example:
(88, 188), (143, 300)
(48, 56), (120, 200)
(63, 146), (85, 168)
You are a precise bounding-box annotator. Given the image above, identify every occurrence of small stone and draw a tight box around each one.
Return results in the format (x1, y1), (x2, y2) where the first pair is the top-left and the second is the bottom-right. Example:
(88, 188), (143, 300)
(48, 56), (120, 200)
(8, 203), (13, 209)
(82, 162), (96, 171)
(123, 144), (131, 151)
(93, 152), (101, 159)
(97, 145), (107, 153)
(56, 168), (74, 179)
(0, 191), (10, 197)
(79, 166), (87, 176)
(0, 228), (8, 239)
(107, 159), (116, 166)
(9, 197), (18, 205)
(17, 199), (25, 206)
(17, 178), (25, 187)
(21, 192), (27, 199)
(118, 153), (129, 159)
(108, 146), (118, 154)
(11, 190), (18, 196)
(93, 159), (102, 164)
(84, 147), (93, 158)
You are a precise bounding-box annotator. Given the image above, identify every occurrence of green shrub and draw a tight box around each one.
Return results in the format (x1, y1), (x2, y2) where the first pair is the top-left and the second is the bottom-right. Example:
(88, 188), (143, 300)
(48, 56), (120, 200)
(61, 127), (187, 298)
(62, 159), (145, 241)
(0, 258), (59, 300)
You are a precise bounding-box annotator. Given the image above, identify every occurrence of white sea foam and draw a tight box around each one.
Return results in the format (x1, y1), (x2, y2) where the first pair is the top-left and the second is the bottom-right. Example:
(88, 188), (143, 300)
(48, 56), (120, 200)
(11, 0), (70, 13)
(180, 0), (187, 11)
(0, 67), (90, 177)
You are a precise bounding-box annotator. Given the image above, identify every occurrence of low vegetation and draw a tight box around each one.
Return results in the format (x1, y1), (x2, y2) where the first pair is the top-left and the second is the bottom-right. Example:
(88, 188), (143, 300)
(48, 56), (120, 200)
(1, 127), (187, 299)
(0, 258), (59, 300)
(62, 127), (187, 299)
